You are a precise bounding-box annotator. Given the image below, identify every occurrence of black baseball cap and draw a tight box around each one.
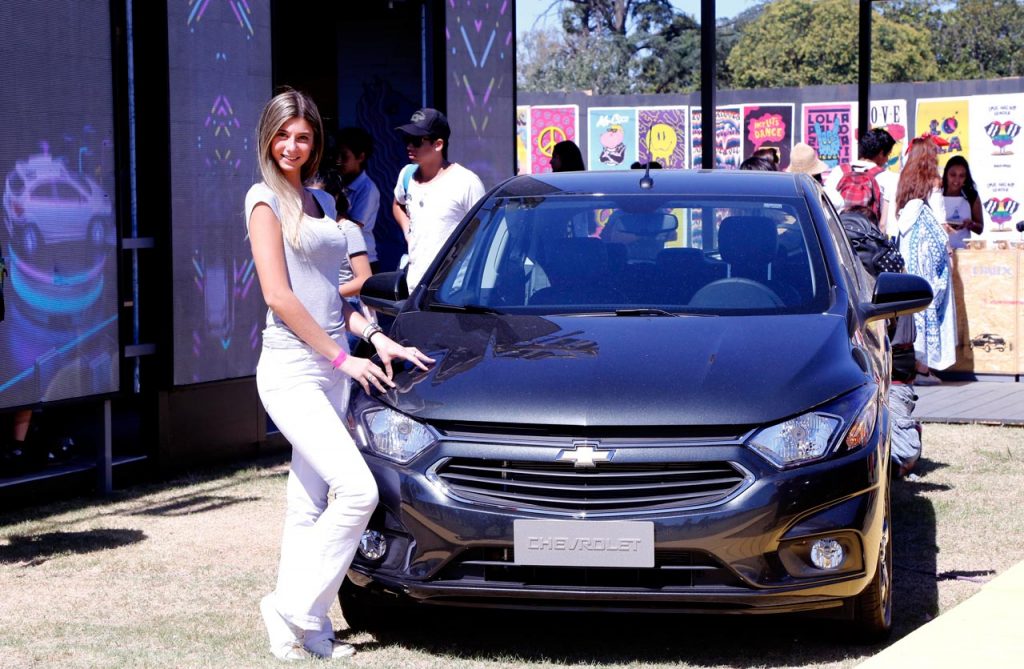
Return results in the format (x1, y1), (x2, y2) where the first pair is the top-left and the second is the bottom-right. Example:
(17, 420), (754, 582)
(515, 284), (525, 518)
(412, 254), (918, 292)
(396, 108), (450, 140)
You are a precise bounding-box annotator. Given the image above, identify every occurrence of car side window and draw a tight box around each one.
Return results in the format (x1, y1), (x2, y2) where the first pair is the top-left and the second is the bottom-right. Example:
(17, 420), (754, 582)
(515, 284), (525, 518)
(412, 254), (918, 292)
(820, 193), (867, 297)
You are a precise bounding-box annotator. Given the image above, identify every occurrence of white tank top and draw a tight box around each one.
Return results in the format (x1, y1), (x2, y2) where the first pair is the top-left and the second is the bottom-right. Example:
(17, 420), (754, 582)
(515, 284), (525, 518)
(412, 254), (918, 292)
(943, 193), (972, 250)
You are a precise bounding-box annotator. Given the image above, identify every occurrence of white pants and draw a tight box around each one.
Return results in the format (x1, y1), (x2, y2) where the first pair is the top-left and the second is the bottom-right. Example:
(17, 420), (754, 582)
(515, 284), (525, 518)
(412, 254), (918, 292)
(256, 343), (378, 639)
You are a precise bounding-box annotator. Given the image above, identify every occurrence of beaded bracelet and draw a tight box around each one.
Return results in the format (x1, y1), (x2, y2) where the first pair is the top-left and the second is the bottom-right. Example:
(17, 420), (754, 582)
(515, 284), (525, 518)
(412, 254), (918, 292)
(362, 323), (383, 343)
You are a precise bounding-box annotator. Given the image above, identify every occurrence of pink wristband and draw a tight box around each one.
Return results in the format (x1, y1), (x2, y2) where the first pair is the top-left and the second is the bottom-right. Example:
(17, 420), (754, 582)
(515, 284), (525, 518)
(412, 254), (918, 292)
(330, 349), (348, 369)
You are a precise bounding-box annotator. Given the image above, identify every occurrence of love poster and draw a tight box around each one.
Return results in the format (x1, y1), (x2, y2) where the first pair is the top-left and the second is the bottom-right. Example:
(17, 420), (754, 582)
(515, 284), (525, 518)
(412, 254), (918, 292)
(743, 104), (794, 169)
(802, 102), (856, 175)
(637, 106), (688, 169)
(869, 99), (908, 173)
(529, 105), (578, 174)
(915, 97), (969, 167)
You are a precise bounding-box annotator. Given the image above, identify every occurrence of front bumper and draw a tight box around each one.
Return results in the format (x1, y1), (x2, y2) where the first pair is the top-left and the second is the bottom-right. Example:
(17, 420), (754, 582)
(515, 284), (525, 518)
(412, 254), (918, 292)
(347, 419), (889, 614)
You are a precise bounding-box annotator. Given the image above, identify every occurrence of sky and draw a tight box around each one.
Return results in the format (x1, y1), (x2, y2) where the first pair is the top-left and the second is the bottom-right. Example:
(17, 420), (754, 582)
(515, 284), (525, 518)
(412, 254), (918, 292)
(516, 0), (758, 37)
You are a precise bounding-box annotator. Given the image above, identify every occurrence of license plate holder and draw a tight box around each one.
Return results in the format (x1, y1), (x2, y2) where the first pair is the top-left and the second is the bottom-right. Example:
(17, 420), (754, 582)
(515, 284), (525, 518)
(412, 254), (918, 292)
(513, 519), (654, 568)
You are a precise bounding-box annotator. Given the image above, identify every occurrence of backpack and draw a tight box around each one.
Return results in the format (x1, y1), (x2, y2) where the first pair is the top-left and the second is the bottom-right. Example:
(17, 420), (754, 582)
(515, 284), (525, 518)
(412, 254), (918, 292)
(839, 211), (905, 276)
(836, 163), (885, 219)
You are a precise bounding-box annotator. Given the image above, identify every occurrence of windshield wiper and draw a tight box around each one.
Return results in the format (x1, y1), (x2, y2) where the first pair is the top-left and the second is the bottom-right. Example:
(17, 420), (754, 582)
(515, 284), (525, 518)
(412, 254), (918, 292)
(613, 308), (681, 317)
(427, 301), (504, 315)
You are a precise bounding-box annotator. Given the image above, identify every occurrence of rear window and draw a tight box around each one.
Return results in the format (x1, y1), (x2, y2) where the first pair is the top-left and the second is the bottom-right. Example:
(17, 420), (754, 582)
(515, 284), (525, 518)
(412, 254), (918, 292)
(429, 194), (830, 316)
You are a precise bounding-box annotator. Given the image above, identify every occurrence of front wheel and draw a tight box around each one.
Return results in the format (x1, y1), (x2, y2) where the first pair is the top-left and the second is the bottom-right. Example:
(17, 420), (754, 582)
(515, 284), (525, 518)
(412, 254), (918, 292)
(338, 578), (403, 633)
(851, 486), (893, 643)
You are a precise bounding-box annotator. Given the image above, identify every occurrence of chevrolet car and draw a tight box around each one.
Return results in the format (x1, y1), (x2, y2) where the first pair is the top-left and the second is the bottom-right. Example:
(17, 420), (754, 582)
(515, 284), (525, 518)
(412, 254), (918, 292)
(344, 170), (932, 641)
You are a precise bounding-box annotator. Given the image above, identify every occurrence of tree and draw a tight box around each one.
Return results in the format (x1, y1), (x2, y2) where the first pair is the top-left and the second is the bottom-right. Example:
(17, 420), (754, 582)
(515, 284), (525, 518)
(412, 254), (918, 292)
(933, 0), (1024, 78)
(725, 0), (938, 89)
(517, 1), (701, 94)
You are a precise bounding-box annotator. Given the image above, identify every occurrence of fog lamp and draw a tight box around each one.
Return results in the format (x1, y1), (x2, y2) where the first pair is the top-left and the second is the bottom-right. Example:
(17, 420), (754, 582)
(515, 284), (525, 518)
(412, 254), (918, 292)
(358, 530), (387, 561)
(810, 538), (846, 570)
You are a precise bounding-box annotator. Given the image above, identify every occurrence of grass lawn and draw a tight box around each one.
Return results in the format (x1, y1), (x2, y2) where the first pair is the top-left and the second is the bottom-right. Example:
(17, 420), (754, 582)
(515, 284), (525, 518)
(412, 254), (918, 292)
(1, 423), (1021, 668)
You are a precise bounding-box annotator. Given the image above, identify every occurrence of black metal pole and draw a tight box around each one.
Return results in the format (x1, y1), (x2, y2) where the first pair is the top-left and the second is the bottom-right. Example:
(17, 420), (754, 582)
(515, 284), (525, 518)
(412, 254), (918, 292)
(701, 0), (717, 169)
(858, 0), (871, 140)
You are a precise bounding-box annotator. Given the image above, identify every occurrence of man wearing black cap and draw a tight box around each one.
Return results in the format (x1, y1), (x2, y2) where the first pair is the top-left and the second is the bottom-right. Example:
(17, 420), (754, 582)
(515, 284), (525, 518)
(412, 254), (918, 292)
(392, 107), (485, 289)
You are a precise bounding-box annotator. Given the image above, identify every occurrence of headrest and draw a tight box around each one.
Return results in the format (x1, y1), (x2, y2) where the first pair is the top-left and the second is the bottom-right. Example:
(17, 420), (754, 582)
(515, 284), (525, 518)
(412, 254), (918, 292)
(544, 238), (608, 281)
(718, 216), (778, 267)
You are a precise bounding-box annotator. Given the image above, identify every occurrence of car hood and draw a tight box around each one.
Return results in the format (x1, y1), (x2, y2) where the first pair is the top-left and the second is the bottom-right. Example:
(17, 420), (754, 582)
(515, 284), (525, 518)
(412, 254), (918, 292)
(375, 311), (867, 428)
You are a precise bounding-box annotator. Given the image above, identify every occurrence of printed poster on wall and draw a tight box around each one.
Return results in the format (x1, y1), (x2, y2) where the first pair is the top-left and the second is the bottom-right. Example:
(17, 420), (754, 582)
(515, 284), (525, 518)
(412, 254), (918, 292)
(870, 99), (908, 173)
(529, 105), (578, 174)
(968, 93), (1024, 240)
(690, 106), (743, 169)
(742, 104), (794, 169)
(637, 106), (687, 169)
(516, 105), (531, 174)
(587, 107), (638, 170)
(802, 102), (856, 176)
(915, 97), (969, 167)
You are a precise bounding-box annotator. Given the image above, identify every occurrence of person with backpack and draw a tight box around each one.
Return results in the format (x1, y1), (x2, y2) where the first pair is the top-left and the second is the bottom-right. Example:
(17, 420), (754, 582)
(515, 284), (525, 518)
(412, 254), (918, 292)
(824, 128), (897, 232)
(896, 137), (954, 386)
(840, 206), (920, 477)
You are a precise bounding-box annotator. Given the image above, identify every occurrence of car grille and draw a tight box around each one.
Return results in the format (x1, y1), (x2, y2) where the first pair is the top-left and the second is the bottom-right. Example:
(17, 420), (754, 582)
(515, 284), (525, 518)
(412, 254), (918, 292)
(433, 458), (748, 513)
(434, 547), (744, 589)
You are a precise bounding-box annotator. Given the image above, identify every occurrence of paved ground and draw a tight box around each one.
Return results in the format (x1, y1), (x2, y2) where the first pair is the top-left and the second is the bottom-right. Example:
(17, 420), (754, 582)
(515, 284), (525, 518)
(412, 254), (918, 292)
(915, 378), (1024, 425)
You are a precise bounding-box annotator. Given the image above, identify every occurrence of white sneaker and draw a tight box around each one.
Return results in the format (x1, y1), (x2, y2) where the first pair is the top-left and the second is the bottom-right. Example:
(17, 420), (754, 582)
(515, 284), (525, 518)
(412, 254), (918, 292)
(260, 594), (308, 661)
(304, 637), (356, 659)
(914, 372), (942, 386)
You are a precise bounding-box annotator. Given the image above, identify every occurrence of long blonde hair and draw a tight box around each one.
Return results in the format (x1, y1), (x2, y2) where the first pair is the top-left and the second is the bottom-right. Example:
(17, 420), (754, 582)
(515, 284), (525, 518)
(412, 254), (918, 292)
(255, 88), (324, 249)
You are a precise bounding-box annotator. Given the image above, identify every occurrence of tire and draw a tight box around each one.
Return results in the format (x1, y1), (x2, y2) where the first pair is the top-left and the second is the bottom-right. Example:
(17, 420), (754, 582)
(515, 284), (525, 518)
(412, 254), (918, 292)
(851, 485), (893, 643)
(338, 578), (395, 633)
(984, 344), (991, 353)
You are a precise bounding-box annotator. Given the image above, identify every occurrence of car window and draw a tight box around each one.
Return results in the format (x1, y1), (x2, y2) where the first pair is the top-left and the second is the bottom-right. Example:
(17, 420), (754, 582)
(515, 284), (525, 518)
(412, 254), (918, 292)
(429, 193), (830, 316)
(820, 192), (869, 298)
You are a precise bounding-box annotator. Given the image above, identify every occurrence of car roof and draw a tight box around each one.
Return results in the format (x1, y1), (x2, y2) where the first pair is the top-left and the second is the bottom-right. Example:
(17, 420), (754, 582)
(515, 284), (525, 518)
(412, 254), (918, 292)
(493, 169), (813, 199)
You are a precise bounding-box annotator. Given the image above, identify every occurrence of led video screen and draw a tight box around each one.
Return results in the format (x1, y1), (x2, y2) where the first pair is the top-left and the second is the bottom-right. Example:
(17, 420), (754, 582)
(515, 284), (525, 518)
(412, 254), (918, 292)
(167, 0), (271, 385)
(0, 1), (120, 409)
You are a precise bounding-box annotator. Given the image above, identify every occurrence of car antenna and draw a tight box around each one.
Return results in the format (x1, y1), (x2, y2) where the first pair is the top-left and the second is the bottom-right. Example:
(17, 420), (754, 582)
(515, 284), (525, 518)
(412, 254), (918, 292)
(639, 161), (654, 190)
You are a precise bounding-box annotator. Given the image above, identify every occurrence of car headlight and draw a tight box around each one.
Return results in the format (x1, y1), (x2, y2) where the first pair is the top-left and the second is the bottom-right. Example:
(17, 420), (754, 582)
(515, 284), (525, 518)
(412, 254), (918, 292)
(359, 407), (437, 464)
(748, 413), (843, 468)
(747, 390), (881, 468)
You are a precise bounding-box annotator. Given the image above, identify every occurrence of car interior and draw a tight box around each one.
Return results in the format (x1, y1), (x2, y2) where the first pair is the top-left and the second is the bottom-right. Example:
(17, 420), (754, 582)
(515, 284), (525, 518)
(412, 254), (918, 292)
(433, 196), (830, 315)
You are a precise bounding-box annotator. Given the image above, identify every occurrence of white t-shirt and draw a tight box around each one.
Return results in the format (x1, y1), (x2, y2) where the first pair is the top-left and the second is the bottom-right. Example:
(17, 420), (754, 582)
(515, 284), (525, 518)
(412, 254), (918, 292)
(394, 163), (486, 288)
(244, 183), (346, 349)
(344, 171), (380, 263)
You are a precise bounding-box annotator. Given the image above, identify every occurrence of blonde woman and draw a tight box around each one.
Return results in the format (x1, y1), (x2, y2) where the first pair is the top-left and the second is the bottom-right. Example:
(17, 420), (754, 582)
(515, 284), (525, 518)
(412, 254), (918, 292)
(246, 89), (432, 661)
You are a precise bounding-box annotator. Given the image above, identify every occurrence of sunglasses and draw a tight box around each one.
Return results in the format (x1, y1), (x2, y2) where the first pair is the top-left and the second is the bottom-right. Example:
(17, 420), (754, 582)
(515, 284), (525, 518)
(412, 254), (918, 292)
(403, 134), (433, 147)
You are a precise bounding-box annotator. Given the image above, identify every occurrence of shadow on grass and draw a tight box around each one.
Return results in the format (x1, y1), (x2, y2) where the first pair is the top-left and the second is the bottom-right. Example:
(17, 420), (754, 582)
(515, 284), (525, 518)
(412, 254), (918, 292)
(0, 452), (290, 529)
(0, 528), (146, 566)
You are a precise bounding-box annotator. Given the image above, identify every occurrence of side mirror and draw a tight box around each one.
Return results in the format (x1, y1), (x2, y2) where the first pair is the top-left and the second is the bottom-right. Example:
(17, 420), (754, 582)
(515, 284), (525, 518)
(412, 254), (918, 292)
(861, 272), (933, 323)
(360, 271), (408, 316)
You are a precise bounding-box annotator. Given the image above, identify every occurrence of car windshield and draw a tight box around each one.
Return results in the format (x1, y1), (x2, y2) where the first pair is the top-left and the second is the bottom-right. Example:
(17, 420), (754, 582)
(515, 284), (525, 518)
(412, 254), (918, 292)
(427, 193), (831, 316)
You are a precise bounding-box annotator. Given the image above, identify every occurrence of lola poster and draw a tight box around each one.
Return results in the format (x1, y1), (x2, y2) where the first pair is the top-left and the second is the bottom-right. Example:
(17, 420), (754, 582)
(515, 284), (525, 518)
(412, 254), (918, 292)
(690, 107), (743, 169)
(802, 102), (856, 175)
(587, 107), (638, 170)
(915, 97), (969, 168)
(528, 105), (578, 174)
(742, 104), (794, 169)
(869, 99), (908, 173)
(637, 106), (687, 169)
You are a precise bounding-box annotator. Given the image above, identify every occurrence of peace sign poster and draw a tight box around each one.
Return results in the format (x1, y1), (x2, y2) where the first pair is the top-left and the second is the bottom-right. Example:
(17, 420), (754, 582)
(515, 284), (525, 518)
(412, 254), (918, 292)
(802, 102), (857, 177)
(529, 105), (578, 174)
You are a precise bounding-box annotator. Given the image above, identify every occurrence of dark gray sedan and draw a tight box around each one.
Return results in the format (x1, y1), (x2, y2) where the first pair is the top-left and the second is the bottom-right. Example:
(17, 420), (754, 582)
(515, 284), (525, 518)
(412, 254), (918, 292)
(344, 170), (932, 641)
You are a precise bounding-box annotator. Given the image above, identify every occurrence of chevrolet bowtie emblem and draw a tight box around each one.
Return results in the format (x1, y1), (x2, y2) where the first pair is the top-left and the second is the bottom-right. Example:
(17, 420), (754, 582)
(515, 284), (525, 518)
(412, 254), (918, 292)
(557, 442), (613, 468)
